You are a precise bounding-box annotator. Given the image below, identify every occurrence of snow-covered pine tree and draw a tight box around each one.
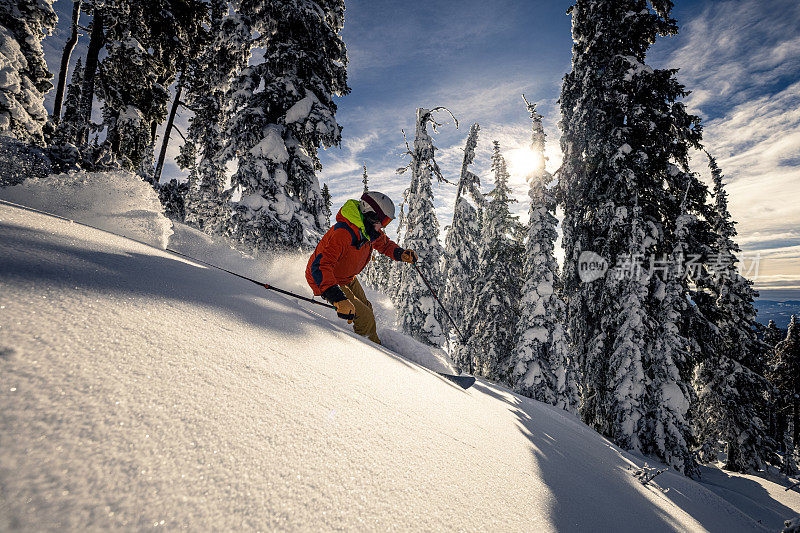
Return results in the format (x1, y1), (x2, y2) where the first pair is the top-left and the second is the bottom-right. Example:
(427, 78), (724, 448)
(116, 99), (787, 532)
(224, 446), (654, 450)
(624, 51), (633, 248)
(443, 122), (481, 366)
(764, 319), (787, 453)
(765, 320), (785, 347)
(181, 0), (250, 235)
(362, 249), (392, 294)
(158, 178), (189, 221)
(360, 163), (379, 286)
(385, 223), (403, 302)
(0, 0), (56, 144)
(559, 0), (705, 474)
(321, 183), (332, 228)
(394, 107), (450, 346)
(225, 0), (349, 253)
(772, 315), (800, 474)
(96, 0), (206, 173)
(509, 103), (579, 412)
(360, 163), (393, 293)
(52, 58), (83, 145)
(151, 0), (209, 185)
(97, 3), (159, 169)
(360, 164), (374, 282)
(706, 152), (766, 377)
(693, 152), (772, 473)
(646, 185), (698, 475)
(463, 141), (522, 382)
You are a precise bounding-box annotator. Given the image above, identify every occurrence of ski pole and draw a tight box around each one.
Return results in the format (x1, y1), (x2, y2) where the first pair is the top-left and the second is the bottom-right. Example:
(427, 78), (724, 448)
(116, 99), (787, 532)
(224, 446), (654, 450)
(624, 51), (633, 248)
(412, 262), (467, 344)
(165, 248), (337, 311)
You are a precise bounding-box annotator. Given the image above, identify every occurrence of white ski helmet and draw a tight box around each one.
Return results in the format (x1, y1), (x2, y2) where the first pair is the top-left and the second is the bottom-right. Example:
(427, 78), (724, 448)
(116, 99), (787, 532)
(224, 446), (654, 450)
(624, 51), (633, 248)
(360, 191), (396, 226)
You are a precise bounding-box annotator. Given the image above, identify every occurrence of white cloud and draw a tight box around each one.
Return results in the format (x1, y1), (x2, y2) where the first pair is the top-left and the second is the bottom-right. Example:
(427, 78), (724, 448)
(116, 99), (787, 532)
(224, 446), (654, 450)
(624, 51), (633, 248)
(695, 80), (800, 241)
(737, 231), (800, 247)
(652, 0), (800, 287)
(661, 0), (800, 112)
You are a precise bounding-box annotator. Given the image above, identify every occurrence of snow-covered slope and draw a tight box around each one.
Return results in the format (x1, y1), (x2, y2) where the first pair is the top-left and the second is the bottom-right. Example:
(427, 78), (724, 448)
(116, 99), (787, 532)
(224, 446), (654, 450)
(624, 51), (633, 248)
(1, 201), (799, 531)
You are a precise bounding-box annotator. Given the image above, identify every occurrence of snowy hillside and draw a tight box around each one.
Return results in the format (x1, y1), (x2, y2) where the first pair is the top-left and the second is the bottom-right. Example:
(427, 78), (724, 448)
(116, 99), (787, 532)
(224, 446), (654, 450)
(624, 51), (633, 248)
(1, 192), (799, 529)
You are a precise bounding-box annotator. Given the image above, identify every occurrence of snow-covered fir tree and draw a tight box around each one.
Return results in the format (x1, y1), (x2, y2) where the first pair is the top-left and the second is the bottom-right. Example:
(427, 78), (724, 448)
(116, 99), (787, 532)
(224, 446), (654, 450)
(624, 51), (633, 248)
(695, 348), (773, 472)
(394, 107), (449, 346)
(693, 153), (772, 473)
(96, 0), (206, 172)
(384, 223), (403, 301)
(509, 103), (579, 412)
(771, 315), (800, 474)
(362, 250), (392, 294)
(52, 58), (83, 145)
(443, 122), (481, 365)
(764, 319), (787, 455)
(96, 7), (160, 170)
(181, 1), (250, 234)
(464, 141), (522, 381)
(559, 0), (707, 474)
(225, 0), (349, 252)
(158, 178), (189, 221)
(646, 188), (698, 475)
(765, 320), (785, 347)
(0, 0), (56, 144)
(321, 183), (332, 228)
(360, 163), (392, 293)
(705, 154), (765, 379)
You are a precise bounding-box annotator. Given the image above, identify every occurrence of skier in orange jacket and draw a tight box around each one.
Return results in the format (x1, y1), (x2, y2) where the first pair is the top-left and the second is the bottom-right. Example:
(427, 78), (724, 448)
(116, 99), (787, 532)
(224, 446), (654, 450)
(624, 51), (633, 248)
(305, 191), (417, 344)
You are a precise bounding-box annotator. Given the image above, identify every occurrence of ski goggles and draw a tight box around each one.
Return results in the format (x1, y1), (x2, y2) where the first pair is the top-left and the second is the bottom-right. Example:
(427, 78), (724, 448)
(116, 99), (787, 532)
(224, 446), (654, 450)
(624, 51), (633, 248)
(363, 210), (391, 229)
(360, 196), (393, 227)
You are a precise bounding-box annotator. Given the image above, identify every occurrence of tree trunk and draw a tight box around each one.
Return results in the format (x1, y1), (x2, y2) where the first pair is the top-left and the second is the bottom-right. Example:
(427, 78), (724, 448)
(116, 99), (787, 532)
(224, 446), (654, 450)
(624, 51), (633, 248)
(108, 113), (120, 156)
(52, 0), (82, 125)
(78, 10), (104, 145)
(150, 73), (172, 147)
(151, 121), (158, 147)
(153, 78), (183, 185)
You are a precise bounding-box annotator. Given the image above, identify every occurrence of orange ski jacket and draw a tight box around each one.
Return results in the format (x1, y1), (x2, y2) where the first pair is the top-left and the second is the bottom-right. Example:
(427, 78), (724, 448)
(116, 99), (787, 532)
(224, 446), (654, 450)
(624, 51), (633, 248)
(306, 200), (403, 302)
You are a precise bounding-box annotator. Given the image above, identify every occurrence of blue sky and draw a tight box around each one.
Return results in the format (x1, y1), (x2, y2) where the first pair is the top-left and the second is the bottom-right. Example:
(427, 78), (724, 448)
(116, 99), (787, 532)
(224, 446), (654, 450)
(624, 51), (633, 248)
(43, 0), (800, 297)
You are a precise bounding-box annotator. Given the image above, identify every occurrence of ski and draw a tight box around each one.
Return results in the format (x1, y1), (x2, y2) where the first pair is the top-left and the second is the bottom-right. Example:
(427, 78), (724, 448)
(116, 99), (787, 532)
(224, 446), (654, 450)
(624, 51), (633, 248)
(437, 373), (475, 390)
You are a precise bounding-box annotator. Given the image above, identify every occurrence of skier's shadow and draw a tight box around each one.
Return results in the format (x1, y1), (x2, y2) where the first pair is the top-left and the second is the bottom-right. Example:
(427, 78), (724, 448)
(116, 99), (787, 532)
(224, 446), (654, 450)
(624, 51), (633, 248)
(471, 381), (664, 529)
(471, 381), (797, 531)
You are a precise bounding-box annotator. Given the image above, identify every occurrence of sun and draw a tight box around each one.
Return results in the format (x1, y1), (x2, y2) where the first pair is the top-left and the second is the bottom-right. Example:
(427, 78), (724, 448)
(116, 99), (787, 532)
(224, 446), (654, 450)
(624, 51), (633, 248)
(505, 147), (545, 185)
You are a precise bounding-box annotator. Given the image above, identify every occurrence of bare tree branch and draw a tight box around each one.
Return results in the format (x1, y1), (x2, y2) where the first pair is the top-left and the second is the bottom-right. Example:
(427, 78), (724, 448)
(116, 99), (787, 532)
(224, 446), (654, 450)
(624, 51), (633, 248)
(172, 125), (187, 143)
(429, 106), (459, 130)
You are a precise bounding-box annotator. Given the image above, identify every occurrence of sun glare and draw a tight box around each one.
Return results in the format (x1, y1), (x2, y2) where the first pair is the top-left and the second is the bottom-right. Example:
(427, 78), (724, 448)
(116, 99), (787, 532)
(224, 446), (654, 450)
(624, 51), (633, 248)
(506, 147), (545, 185)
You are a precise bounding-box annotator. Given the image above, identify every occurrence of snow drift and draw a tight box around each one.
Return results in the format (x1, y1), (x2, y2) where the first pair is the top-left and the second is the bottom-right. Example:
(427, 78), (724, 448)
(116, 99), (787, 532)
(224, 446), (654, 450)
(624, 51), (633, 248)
(0, 170), (172, 248)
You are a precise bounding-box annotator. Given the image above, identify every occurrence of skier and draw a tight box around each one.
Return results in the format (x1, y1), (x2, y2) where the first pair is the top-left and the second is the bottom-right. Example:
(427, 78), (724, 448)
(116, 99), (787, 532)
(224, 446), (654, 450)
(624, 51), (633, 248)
(305, 191), (418, 344)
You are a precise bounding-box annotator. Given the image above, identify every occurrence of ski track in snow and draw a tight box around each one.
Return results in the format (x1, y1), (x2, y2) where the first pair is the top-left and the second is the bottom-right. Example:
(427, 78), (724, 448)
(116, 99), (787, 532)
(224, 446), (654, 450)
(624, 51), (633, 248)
(1, 201), (799, 531)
